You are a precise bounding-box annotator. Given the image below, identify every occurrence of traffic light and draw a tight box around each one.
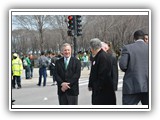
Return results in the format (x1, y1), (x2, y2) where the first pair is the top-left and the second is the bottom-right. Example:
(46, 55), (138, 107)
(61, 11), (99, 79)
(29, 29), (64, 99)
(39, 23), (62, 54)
(76, 15), (82, 36)
(67, 30), (73, 36)
(67, 15), (75, 36)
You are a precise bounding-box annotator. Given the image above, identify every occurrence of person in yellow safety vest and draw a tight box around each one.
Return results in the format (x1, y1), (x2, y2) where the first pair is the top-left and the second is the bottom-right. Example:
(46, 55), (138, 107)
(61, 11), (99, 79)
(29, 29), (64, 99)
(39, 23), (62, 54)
(12, 53), (23, 89)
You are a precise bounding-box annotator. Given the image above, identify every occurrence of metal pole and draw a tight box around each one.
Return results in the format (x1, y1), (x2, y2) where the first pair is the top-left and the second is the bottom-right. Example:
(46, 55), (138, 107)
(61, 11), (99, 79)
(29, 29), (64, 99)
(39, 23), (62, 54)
(73, 15), (77, 57)
(73, 36), (77, 57)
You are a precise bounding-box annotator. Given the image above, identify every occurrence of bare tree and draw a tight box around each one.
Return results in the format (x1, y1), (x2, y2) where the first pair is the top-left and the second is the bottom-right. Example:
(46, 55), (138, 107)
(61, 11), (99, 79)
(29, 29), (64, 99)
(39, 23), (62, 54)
(12, 15), (149, 56)
(13, 15), (51, 51)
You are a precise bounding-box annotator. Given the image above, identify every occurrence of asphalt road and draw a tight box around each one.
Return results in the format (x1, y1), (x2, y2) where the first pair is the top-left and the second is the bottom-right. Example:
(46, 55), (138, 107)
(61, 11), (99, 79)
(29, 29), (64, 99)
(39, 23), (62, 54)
(11, 68), (124, 106)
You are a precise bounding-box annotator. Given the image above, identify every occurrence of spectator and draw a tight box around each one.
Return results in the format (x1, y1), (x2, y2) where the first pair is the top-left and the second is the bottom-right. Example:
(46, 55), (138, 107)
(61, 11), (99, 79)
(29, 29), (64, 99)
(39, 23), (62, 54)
(37, 51), (49, 87)
(88, 38), (116, 105)
(144, 34), (149, 44)
(49, 53), (58, 85)
(81, 52), (90, 70)
(119, 30), (149, 105)
(23, 54), (31, 79)
(101, 42), (118, 91)
(29, 54), (34, 78)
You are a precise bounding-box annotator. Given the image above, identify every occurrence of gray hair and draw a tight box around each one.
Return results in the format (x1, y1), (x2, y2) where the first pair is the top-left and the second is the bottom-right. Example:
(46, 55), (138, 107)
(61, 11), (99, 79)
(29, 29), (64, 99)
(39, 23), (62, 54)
(90, 38), (102, 50)
(61, 43), (71, 51)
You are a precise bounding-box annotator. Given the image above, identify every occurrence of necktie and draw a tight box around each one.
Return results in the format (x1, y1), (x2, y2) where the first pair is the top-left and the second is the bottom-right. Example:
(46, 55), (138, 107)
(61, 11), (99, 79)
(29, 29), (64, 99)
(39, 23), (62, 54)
(65, 58), (69, 70)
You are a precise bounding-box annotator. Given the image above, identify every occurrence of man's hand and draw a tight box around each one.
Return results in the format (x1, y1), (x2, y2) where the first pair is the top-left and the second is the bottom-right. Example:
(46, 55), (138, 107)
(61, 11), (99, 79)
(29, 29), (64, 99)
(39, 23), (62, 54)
(61, 82), (70, 92)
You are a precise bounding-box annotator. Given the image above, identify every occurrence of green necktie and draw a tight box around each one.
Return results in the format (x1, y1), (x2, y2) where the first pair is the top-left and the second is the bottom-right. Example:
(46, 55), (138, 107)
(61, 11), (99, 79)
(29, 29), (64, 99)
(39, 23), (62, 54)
(65, 58), (68, 70)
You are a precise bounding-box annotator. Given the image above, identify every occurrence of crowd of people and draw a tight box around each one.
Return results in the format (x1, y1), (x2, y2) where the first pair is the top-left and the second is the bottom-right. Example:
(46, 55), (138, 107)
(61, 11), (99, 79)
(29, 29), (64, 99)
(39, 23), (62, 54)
(11, 30), (149, 105)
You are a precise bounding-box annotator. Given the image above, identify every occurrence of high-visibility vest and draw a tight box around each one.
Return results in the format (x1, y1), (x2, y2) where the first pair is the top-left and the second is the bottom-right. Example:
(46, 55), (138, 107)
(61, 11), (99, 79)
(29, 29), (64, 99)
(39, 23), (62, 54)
(12, 58), (23, 76)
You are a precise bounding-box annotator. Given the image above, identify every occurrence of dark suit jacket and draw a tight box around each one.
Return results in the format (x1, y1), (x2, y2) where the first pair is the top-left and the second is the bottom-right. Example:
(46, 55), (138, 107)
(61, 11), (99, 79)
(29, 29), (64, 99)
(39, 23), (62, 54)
(119, 40), (149, 94)
(55, 56), (81, 96)
(88, 49), (116, 105)
(109, 53), (118, 91)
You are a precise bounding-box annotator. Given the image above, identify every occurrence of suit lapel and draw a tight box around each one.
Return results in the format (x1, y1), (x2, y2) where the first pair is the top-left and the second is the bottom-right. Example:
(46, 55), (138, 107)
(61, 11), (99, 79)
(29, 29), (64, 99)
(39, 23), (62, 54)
(60, 57), (65, 71)
(66, 57), (73, 70)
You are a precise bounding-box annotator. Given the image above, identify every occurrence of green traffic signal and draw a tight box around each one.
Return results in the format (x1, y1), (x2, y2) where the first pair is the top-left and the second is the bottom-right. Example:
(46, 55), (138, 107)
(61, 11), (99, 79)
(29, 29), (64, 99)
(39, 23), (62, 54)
(76, 15), (82, 36)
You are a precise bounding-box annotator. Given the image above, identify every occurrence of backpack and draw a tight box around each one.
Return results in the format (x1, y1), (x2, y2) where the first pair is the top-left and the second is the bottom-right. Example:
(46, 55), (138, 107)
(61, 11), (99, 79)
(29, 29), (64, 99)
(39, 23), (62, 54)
(41, 59), (48, 67)
(23, 59), (28, 67)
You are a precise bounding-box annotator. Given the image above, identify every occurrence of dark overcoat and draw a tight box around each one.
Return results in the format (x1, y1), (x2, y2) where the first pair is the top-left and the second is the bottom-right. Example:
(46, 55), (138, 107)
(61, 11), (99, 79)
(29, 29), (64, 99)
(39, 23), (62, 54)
(88, 49), (116, 105)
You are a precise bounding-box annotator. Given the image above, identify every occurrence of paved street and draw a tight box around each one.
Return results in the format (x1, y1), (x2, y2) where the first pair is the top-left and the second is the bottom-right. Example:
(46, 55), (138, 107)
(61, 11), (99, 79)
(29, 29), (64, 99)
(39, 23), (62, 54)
(12, 67), (124, 106)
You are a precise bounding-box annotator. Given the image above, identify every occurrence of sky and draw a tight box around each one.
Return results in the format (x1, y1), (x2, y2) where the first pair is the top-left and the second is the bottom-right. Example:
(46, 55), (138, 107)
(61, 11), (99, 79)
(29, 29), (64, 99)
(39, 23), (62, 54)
(0, 0), (159, 119)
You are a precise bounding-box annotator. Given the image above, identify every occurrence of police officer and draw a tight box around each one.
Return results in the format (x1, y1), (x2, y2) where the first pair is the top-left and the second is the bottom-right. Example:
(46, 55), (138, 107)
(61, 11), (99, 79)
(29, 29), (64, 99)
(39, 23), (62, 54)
(12, 53), (23, 89)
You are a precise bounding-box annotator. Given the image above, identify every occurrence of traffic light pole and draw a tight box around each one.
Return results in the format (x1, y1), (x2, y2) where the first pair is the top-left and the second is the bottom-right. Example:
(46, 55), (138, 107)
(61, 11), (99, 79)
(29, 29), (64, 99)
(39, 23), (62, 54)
(73, 35), (77, 57)
(73, 15), (77, 57)
(67, 15), (81, 57)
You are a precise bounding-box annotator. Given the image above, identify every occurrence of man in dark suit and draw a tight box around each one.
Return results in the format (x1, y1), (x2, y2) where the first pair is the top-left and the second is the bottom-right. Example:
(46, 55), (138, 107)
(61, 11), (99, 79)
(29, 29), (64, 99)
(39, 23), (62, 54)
(101, 42), (118, 91)
(55, 43), (81, 105)
(88, 38), (116, 105)
(119, 30), (149, 105)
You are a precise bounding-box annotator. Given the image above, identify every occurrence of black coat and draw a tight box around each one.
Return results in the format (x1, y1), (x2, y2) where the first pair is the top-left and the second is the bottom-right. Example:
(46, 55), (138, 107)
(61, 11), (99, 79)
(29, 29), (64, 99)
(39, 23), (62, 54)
(109, 53), (118, 91)
(55, 57), (81, 96)
(88, 49), (116, 105)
